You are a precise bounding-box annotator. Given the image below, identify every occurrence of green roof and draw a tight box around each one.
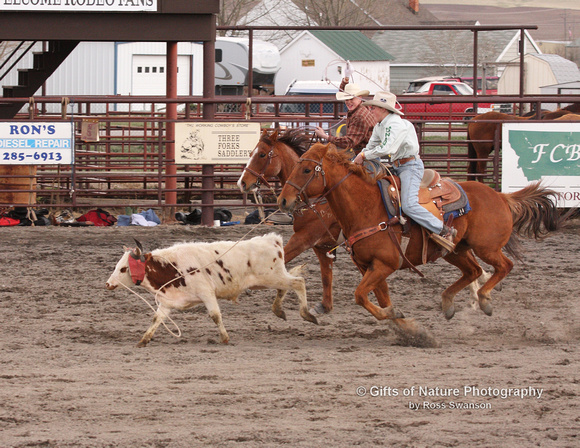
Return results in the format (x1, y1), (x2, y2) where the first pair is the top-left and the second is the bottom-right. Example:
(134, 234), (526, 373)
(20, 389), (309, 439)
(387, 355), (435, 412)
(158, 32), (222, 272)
(310, 30), (394, 61)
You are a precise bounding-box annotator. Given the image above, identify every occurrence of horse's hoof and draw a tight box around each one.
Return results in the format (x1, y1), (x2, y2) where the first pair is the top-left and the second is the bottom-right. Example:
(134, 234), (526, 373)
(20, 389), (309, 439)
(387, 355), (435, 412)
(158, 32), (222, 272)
(384, 306), (405, 320)
(443, 304), (456, 320)
(309, 302), (330, 316)
(479, 299), (493, 316)
(136, 340), (148, 348)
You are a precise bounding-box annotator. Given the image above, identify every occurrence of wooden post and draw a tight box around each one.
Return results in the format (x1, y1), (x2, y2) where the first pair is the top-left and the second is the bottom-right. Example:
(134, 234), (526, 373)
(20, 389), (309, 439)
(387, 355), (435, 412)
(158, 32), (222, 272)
(165, 41), (178, 211)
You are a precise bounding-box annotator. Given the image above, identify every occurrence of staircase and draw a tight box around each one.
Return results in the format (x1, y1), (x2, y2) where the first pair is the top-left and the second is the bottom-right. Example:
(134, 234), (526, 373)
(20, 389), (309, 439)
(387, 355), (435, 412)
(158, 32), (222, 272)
(0, 40), (79, 119)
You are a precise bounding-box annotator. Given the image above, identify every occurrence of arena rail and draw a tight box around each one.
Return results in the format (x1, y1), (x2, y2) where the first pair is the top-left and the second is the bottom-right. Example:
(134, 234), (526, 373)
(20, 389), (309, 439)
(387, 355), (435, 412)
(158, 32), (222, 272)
(0, 93), (578, 221)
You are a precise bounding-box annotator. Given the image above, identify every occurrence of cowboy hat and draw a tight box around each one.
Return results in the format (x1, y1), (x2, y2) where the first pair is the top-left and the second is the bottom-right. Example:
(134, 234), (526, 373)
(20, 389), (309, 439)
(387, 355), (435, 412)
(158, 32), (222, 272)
(362, 91), (404, 115)
(336, 83), (370, 101)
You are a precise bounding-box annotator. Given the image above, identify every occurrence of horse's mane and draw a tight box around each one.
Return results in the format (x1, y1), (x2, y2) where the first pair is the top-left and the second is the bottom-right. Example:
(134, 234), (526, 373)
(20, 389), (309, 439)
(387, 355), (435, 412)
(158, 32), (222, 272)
(323, 146), (387, 185)
(261, 128), (311, 157)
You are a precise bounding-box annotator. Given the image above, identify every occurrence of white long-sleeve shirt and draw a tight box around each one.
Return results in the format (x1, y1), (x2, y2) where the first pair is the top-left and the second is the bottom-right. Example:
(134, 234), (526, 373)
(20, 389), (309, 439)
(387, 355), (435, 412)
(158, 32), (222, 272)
(361, 113), (419, 162)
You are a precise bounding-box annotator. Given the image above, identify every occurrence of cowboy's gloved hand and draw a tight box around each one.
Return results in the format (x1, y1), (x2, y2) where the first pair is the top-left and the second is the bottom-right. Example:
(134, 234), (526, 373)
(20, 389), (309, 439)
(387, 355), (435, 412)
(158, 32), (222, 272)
(345, 61), (353, 78)
(314, 126), (328, 140)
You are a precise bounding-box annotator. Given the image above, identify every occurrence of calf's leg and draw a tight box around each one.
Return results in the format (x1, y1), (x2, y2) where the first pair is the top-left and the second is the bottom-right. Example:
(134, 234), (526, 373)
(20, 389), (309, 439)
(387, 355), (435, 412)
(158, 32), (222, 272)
(203, 294), (229, 344)
(138, 304), (171, 347)
(270, 265), (318, 324)
(290, 277), (318, 324)
(272, 289), (288, 321)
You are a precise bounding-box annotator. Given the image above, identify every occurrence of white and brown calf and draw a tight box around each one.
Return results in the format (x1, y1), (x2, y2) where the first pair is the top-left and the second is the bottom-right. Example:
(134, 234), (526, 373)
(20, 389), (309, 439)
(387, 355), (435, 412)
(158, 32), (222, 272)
(105, 233), (318, 346)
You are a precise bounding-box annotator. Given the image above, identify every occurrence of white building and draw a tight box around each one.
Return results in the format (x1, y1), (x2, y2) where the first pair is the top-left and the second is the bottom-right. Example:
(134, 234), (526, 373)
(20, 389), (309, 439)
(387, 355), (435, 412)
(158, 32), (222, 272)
(1, 38), (280, 112)
(276, 30), (393, 95)
(499, 53), (580, 96)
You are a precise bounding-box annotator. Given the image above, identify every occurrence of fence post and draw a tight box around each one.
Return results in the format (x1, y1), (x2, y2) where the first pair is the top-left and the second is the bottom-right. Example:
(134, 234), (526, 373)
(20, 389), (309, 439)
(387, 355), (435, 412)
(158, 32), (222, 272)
(202, 39), (216, 226)
(165, 41), (178, 211)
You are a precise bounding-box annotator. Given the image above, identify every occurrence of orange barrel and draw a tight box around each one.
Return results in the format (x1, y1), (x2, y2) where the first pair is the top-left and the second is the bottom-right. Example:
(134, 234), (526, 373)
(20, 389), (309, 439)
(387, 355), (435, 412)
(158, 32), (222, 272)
(0, 165), (37, 205)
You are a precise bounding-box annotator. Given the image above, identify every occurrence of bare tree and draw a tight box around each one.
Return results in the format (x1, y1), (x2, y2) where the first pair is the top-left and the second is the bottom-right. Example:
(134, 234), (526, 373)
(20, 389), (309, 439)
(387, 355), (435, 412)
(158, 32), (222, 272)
(217, 0), (260, 36)
(215, 0), (384, 47)
(293, 0), (383, 27)
(0, 41), (19, 65)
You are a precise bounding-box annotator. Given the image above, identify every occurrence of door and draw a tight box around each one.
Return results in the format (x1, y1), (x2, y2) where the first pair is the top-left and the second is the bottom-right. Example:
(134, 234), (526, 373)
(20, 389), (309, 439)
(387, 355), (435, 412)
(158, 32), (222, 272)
(132, 55), (192, 96)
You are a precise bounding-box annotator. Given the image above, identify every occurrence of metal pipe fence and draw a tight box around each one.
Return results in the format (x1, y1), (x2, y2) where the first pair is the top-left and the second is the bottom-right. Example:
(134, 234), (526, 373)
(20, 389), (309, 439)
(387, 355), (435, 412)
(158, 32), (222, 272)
(1, 94), (578, 218)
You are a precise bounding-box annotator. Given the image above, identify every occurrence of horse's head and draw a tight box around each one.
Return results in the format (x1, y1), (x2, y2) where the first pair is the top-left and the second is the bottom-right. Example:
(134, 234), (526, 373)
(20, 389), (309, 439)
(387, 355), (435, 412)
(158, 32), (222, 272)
(237, 129), (284, 193)
(237, 128), (310, 193)
(278, 142), (332, 213)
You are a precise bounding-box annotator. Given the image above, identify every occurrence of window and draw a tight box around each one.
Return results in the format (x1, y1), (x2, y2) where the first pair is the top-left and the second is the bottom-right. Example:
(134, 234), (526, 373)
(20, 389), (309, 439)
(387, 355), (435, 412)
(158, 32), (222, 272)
(152, 67), (157, 73)
(137, 67), (142, 73)
(145, 67), (150, 73)
(433, 85), (453, 95)
(160, 67), (164, 73)
(454, 84), (474, 95)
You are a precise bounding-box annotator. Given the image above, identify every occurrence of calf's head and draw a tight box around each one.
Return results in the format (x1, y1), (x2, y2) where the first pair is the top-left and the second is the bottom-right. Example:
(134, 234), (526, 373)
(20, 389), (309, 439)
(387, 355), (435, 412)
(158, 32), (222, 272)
(106, 241), (147, 290)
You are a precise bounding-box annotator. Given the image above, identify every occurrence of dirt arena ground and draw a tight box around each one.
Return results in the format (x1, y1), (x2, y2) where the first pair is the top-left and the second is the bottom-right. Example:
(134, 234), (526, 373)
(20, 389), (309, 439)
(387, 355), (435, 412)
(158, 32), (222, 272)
(1, 220), (578, 447)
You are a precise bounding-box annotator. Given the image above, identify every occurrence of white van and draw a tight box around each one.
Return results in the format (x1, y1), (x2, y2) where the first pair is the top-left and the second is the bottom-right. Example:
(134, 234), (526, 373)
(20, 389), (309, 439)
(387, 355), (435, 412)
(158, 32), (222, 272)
(276, 80), (346, 132)
(281, 80), (341, 113)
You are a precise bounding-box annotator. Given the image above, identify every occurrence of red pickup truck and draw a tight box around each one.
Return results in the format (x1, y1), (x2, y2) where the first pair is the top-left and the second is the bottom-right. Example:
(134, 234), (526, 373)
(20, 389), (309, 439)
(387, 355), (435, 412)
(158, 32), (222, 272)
(405, 76), (499, 95)
(400, 81), (494, 120)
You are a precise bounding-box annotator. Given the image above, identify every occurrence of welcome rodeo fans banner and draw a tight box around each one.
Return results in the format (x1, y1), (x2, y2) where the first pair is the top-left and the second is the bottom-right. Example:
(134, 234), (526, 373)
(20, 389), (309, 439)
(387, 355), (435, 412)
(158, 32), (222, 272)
(502, 122), (580, 208)
(0, 122), (74, 165)
(175, 122), (261, 165)
(0, 0), (157, 12)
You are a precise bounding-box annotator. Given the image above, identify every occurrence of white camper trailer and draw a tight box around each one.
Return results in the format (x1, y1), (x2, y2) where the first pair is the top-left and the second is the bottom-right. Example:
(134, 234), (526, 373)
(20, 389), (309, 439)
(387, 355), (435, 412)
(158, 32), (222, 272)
(215, 37), (281, 95)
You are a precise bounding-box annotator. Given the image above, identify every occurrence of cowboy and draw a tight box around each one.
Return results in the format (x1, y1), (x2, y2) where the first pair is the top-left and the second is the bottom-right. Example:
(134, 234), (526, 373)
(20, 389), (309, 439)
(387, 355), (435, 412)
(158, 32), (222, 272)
(314, 78), (376, 156)
(353, 91), (457, 252)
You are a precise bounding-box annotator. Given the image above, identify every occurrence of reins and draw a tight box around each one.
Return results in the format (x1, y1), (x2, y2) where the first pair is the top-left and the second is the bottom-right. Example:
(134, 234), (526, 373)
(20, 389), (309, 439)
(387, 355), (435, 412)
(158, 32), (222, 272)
(285, 156), (353, 209)
(286, 154), (423, 275)
(243, 132), (344, 255)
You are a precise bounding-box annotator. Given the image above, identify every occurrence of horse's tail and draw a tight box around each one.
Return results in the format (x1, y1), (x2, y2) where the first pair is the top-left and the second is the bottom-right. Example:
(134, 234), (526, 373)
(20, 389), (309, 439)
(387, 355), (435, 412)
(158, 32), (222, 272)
(504, 182), (560, 240)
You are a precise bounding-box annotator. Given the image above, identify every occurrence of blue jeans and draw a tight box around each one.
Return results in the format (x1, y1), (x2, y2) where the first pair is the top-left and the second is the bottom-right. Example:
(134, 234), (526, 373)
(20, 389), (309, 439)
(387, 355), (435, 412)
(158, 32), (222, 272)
(393, 157), (444, 234)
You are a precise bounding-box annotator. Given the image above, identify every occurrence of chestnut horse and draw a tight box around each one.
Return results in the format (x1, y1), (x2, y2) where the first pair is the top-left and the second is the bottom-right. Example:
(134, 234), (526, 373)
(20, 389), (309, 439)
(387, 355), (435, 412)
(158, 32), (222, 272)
(467, 111), (528, 180)
(467, 104), (580, 180)
(278, 143), (559, 338)
(237, 129), (342, 315)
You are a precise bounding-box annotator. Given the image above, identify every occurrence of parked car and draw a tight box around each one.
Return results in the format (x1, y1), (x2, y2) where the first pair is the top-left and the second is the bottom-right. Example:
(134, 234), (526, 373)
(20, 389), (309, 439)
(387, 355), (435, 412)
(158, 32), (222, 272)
(457, 76), (499, 94)
(404, 75), (499, 95)
(400, 80), (494, 120)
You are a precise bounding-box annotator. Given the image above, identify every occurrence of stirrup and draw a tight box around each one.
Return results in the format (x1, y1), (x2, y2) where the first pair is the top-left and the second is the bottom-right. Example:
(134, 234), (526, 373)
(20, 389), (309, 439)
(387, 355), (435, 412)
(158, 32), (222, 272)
(430, 232), (456, 253)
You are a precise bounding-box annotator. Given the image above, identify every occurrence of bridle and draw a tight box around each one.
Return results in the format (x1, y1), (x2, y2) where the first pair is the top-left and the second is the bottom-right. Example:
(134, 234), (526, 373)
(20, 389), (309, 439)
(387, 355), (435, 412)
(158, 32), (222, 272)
(284, 155), (423, 276)
(286, 156), (351, 209)
(242, 131), (319, 192)
(242, 145), (278, 190)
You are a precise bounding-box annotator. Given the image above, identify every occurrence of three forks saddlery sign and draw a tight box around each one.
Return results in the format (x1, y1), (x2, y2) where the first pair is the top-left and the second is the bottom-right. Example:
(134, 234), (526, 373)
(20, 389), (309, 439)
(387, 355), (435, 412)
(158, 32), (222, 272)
(0, 122), (74, 165)
(175, 122), (261, 165)
(502, 122), (580, 208)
